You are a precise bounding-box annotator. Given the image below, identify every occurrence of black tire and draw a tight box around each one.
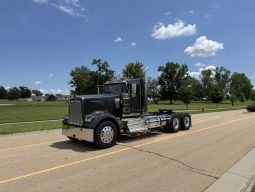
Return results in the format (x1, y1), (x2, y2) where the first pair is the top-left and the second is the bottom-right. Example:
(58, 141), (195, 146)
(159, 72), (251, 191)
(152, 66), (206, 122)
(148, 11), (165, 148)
(67, 136), (79, 142)
(164, 114), (181, 133)
(94, 121), (117, 149)
(180, 114), (191, 130)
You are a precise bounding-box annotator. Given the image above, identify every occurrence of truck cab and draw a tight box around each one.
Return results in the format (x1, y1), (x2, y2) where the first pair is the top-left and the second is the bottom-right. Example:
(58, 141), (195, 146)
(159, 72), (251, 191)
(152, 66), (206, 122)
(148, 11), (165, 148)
(62, 78), (191, 149)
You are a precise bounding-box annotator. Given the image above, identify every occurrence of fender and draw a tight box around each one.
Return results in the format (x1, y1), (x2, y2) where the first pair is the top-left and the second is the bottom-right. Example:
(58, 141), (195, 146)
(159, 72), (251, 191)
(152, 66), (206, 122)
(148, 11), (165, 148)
(89, 112), (120, 130)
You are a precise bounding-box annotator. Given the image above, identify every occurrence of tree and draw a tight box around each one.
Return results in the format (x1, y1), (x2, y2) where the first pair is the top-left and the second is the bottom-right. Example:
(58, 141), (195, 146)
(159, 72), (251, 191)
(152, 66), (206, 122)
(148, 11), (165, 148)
(230, 72), (253, 101)
(32, 90), (43, 96)
(46, 94), (56, 101)
(211, 85), (224, 107)
(19, 86), (32, 98)
(92, 59), (115, 91)
(158, 62), (189, 104)
(122, 61), (144, 78)
(239, 93), (245, 103)
(69, 59), (114, 95)
(69, 66), (95, 95)
(201, 69), (214, 99)
(7, 87), (21, 100)
(190, 78), (204, 101)
(0, 86), (7, 99)
(251, 90), (255, 102)
(201, 66), (231, 101)
(214, 67), (231, 97)
(179, 86), (193, 110)
(230, 94), (237, 106)
(147, 77), (160, 104)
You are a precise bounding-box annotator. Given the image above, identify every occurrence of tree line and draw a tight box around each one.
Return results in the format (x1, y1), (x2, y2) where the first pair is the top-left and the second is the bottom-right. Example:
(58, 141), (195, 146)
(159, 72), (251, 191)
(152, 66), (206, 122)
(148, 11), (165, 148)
(69, 59), (255, 108)
(1, 58), (254, 105)
(0, 86), (45, 100)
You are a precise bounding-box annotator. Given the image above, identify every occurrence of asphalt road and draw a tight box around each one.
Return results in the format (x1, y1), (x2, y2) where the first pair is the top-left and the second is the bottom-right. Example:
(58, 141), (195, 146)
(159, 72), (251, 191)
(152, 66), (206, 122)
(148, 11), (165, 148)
(0, 110), (255, 192)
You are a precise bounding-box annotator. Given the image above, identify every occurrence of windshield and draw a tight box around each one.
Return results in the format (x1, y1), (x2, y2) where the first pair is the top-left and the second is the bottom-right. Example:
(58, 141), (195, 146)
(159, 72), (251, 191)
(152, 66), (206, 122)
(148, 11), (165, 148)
(102, 83), (126, 94)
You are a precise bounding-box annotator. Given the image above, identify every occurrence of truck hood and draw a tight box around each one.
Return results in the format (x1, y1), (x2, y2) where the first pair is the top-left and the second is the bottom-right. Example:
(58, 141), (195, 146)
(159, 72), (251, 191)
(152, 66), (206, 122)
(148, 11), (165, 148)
(78, 94), (120, 100)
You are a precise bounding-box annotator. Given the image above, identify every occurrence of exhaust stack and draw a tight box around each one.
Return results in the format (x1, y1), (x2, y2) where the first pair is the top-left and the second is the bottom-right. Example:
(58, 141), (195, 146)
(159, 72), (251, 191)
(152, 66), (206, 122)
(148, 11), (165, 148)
(142, 67), (148, 113)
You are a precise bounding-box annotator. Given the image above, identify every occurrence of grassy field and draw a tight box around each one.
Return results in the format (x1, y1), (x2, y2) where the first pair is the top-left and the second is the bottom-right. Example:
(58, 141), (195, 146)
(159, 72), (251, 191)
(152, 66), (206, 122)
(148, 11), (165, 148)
(251, 182), (255, 192)
(0, 121), (61, 135)
(0, 101), (68, 134)
(0, 99), (253, 135)
(148, 100), (253, 113)
(0, 100), (68, 123)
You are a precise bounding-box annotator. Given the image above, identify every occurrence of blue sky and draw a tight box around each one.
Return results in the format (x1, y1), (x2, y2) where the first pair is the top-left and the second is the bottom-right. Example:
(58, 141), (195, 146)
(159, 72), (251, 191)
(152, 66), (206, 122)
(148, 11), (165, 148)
(0, 0), (255, 94)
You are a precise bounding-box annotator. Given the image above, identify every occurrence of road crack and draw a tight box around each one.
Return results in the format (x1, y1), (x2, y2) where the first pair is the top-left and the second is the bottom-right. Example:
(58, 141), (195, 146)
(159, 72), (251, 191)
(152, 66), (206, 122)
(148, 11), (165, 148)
(117, 143), (220, 180)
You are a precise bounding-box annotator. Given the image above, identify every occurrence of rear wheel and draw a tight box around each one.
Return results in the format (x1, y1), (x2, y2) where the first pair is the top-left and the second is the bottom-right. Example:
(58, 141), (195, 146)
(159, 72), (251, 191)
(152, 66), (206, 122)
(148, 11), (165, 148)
(181, 114), (191, 130)
(164, 114), (181, 133)
(94, 121), (117, 149)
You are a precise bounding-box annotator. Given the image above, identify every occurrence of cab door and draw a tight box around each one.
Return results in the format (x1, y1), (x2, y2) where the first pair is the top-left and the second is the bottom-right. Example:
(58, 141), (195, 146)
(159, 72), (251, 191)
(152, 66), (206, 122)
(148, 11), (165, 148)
(129, 82), (141, 114)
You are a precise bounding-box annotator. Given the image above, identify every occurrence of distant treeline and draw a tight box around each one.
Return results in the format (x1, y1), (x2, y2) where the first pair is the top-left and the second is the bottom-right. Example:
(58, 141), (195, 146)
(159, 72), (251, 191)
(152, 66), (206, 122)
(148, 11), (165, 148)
(0, 86), (58, 101)
(69, 59), (255, 107)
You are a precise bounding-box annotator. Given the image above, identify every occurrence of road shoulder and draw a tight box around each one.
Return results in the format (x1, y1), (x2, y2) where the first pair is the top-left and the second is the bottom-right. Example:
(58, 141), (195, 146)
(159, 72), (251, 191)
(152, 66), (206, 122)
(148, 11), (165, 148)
(205, 146), (255, 192)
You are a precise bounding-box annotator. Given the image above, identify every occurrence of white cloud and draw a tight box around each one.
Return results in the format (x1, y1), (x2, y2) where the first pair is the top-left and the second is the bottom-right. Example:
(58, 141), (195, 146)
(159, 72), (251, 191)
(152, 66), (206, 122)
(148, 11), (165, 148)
(33, 0), (88, 19)
(151, 20), (197, 40)
(189, 10), (194, 14)
(189, 65), (216, 79)
(130, 42), (136, 47)
(39, 89), (47, 94)
(249, 75), (255, 79)
(39, 88), (70, 95)
(204, 65), (216, 71)
(164, 11), (171, 16)
(184, 36), (224, 57)
(49, 88), (70, 95)
(34, 81), (42, 85)
(33, 0), (48, 3)
(48, 73), (54, 78)
(188, 71), (201, 79)
(195, 63), (206, 68)
(113, 37), (122, 43)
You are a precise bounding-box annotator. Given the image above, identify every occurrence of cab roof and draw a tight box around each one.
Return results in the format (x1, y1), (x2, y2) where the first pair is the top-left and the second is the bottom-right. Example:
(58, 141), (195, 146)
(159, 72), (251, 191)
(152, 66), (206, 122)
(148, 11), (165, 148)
(104, 78), (142, 85)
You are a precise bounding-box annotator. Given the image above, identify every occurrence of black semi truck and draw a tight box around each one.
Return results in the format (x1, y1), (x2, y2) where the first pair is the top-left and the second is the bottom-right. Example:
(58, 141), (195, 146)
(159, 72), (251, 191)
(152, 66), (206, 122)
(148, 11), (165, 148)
(62, 77), (191, 149)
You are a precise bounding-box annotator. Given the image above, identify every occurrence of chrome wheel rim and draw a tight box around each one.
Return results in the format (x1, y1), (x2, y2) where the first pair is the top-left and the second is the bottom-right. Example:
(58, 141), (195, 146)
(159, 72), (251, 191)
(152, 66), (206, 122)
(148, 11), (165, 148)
(100, 126), (114, 144)
(184, 116), (190, 127)
(173, 118), (180, 130)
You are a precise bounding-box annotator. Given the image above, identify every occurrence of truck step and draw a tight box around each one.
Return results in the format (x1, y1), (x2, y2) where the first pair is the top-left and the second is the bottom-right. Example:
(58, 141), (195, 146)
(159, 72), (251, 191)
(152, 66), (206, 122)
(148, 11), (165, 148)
(124, 118), (148, 133)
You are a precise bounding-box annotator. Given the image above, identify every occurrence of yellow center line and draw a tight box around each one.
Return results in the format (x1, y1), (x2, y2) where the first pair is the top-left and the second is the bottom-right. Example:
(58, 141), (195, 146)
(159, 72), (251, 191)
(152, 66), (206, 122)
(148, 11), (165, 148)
(0, 118), (208, 152)
(0, 115), (254, 185)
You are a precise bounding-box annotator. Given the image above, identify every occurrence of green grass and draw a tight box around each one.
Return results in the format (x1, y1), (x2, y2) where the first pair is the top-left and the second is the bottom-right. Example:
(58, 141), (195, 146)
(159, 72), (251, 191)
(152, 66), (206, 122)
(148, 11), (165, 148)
(0, 101), (68, 124)
(251, 182), (255, 192)
(0, 99), (253, 135)
(148, 100), (253, 113)
(0, 100), (67, 134)
(0, 121), (61, 134)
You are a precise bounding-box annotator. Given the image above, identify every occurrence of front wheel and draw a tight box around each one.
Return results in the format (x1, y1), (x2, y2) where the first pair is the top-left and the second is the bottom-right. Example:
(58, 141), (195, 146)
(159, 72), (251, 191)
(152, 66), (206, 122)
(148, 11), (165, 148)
(94, 121), (117, 149)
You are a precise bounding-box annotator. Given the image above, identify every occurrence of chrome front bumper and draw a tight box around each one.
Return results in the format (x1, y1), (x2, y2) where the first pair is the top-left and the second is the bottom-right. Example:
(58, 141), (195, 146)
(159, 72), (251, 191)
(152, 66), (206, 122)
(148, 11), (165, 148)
(62, 124), (94, 142)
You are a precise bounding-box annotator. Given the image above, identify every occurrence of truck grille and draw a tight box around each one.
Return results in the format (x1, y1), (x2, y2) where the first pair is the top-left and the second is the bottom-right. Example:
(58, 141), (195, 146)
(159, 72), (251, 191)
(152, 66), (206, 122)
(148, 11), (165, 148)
(68, 98), (82, 126)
